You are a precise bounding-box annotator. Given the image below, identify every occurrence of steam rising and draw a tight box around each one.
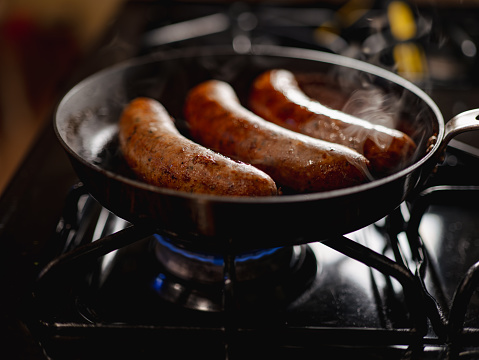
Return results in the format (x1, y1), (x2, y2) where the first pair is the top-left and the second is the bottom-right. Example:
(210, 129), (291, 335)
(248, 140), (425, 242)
(340, 87), (401, 151)
(342, 88), (398, 129)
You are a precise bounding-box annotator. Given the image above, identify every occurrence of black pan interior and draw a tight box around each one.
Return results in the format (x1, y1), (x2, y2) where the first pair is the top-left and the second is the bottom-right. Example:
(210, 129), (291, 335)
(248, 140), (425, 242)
(57, 46), (438, 179)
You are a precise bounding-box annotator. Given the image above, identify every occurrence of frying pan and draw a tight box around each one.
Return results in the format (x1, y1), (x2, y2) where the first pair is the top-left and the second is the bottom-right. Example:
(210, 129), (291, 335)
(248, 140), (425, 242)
(54, 45), (479, 253)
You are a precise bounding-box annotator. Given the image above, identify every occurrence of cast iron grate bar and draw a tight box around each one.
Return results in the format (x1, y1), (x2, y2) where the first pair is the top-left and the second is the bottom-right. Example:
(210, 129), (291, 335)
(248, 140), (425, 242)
(30, 183), (479, 356)
(407, 185), (479, 345)
(320, 234), (430, 337)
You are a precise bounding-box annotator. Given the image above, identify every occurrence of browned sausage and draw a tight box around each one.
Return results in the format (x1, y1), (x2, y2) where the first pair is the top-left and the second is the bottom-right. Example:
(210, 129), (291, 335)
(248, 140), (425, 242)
(183, 80), (371, 193)
(249, 69), (417, 175)
(119, 97), (277, 196)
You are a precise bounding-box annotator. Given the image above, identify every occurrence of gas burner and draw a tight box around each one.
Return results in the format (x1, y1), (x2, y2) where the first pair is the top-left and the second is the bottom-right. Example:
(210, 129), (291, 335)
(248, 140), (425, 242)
(152, 235), (317, 311)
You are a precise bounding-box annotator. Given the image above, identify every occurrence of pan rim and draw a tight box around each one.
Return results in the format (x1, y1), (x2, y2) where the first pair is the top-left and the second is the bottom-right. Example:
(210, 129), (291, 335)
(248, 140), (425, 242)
(54, 44), (445, 205)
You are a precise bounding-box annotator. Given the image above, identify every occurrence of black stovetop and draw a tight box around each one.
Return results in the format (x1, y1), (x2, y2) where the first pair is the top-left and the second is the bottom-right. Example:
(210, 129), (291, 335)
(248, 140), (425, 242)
(2, 1), (479, 359)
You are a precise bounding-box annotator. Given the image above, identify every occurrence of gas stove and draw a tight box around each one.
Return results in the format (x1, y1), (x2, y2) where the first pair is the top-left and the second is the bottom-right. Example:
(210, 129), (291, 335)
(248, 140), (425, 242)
(2, 1), (479, 359)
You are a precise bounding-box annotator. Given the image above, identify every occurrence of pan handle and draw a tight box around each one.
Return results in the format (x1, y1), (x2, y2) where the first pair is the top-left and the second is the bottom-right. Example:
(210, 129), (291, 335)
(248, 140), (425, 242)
(439, 109), (479, 154)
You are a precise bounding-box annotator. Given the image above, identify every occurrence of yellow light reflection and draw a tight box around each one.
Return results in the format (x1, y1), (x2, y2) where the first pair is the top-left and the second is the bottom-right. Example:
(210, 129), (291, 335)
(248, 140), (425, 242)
(388, 1), (416, 41)
(393, 42), (427, 82)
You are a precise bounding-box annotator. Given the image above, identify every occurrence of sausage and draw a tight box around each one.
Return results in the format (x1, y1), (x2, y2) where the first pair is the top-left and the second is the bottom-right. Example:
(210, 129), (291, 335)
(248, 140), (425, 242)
(183, 80), (371, 193)
(119, 97), (277, 196)
(248, 69), (417, 175)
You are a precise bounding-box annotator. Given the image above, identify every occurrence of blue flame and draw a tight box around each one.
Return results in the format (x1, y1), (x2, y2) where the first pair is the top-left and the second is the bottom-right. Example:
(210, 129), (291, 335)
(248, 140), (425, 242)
(154, 234), (280, 265)
(152, 272), (166, 292)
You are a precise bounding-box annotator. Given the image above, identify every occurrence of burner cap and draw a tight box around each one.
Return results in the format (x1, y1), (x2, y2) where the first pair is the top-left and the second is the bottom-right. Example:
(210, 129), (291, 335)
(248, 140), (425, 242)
(152, 235), (318, 312)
